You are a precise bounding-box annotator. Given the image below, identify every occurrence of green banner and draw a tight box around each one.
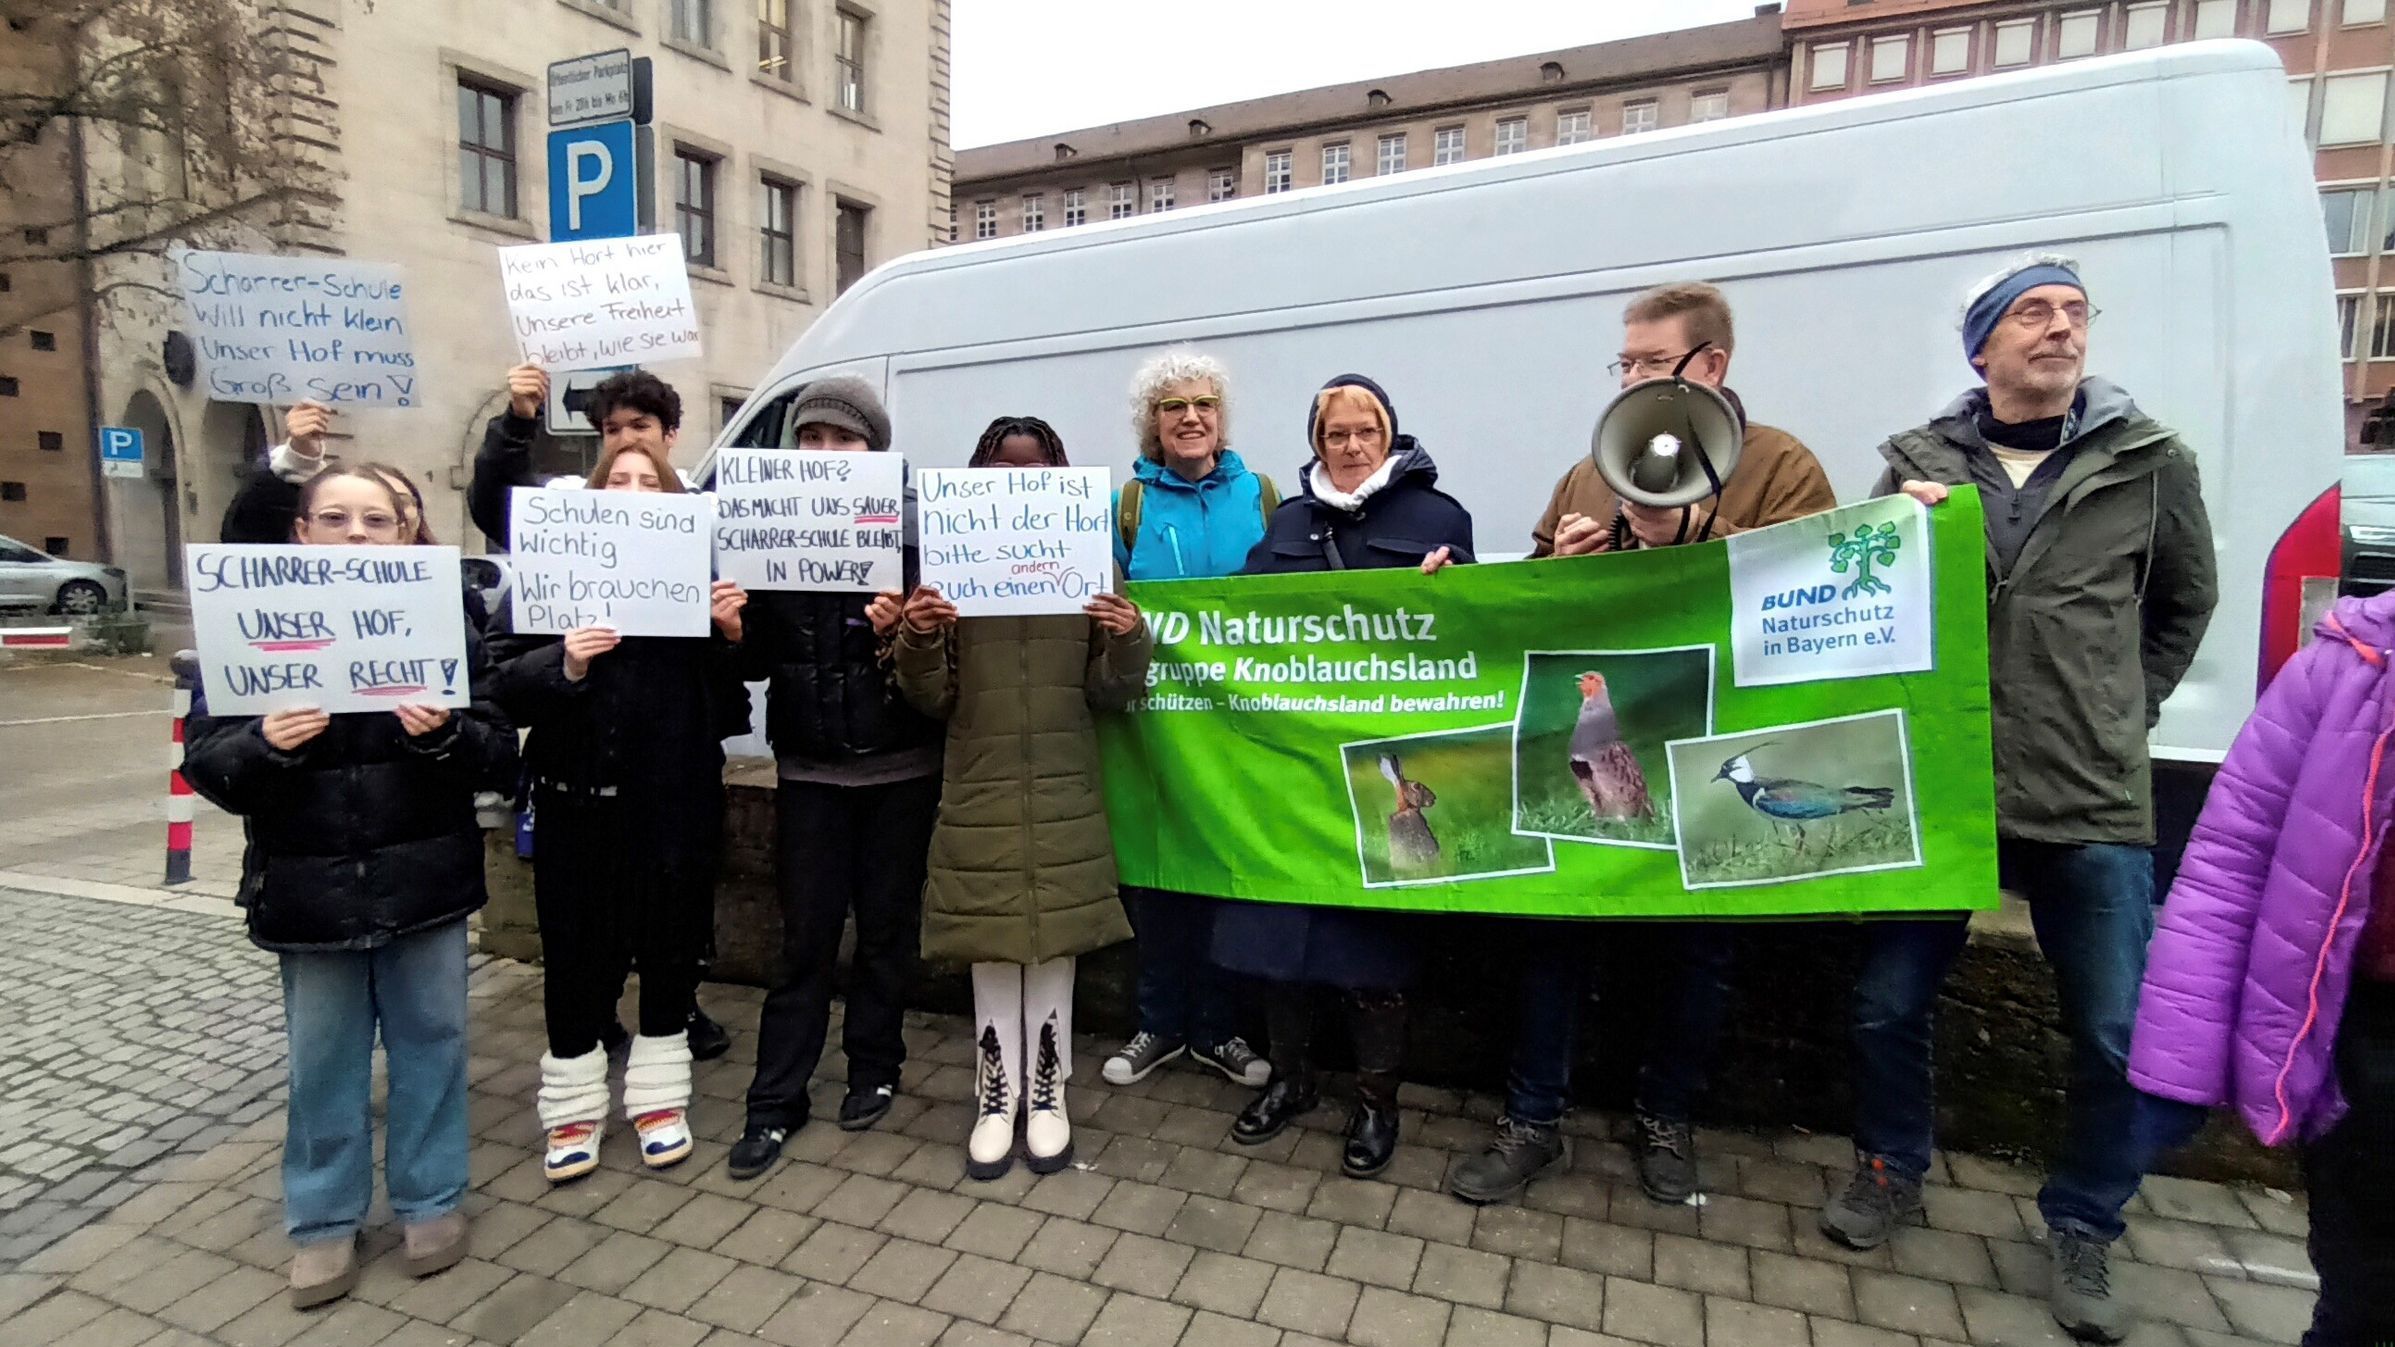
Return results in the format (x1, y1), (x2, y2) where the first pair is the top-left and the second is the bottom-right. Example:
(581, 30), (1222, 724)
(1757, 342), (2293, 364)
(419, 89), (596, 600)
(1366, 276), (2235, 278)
(1099, 489), (1998, 917)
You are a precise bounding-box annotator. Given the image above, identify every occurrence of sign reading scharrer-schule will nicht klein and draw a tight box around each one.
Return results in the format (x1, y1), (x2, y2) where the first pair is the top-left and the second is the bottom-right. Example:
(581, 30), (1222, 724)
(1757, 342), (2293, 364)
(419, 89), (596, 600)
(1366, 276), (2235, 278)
(1099, 492), (1994, 920)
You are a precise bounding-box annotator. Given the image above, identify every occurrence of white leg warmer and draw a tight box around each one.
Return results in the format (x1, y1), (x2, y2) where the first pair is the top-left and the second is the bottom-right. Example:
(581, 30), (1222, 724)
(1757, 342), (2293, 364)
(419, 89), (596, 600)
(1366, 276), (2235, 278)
(538, 1048), (611, 1131)
(622, 1032), (694, 1119)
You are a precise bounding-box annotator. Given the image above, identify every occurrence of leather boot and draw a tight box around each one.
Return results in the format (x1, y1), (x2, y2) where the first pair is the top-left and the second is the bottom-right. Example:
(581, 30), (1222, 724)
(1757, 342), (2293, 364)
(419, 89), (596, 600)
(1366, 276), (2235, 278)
(1233, 986), (1317, 1145)
(1342, 990), (1406, 1179)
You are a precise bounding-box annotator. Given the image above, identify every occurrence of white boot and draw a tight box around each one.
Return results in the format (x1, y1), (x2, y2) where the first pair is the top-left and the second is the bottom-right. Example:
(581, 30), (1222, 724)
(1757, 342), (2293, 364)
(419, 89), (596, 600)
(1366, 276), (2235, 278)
(967, 963), (1023, 1182)
(537, 1048), (611, 1183)
(1023, 957), (1076, 1174)
(623, 1033), (694, 1170)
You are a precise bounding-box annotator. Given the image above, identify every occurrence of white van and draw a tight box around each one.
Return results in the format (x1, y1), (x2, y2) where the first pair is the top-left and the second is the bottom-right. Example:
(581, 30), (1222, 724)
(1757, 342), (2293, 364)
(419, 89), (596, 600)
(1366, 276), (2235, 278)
(712, 40), (2344, 859)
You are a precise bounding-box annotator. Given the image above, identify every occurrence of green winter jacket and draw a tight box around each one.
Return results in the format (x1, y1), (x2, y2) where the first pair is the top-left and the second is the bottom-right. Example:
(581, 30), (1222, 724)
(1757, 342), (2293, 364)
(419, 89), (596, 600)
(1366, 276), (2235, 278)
(894, 613), (1152, 965)
(1872, 378), (2217, 846)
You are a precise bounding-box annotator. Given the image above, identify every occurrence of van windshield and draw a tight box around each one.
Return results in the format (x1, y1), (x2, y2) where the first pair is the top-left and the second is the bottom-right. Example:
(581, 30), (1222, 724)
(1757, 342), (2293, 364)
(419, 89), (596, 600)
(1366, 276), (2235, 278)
(2345, 453), (2395, 501)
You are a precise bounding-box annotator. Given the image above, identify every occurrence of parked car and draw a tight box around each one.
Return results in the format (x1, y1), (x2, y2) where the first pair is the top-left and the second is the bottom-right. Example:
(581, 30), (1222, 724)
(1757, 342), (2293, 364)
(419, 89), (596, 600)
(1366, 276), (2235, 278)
(2344, 452), (2395, 595)
(0, 536), (127, 616)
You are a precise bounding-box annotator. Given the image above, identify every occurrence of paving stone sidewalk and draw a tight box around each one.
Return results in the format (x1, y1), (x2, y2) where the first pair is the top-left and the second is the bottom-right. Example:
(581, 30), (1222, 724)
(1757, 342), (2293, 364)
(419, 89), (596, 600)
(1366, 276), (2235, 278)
(0, 878), (2324, 1347)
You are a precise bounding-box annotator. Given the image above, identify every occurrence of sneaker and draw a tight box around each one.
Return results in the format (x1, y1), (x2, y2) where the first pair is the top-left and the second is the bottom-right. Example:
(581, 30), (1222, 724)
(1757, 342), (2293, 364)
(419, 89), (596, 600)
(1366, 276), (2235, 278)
(727, 1124), (787, 1180)
(2048, 1228), (2131, 1343)
(1101, 1032), (1185, 1086)
(288, 1235), (358, 1310)
(1190, 1037), (1272, 1087)
(543, 1121), (603, 1184)
(839, 1084), (896, 1132)
(1819, 1155), (1925, 1250)
(1025, 1016), (1073, 1175)
(688, 1006), (731, 1062)
(401, 1211), (469, 1278)
(633, 1109), (693, 1170)
(1448, 1115), (1568, 1205)
(1631, 1111), (1700, 1205)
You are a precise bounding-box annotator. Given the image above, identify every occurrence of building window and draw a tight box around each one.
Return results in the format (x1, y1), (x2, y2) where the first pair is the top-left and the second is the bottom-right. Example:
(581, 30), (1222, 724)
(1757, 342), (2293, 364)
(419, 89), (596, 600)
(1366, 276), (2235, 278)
(835, 10), (867, 113)
(759, 177), (797, 286)
(0, 273), (11, 292)
(0, 377), (16, 396)
(1264, 151), (1293, 193)
(2326, 186), (2375, 254)
(2125, 2), (2169, 46)
(758, 0), (794, 81)
(43, 536), (66, 555)
(1208, 169), (1236, 202)
(836, 200), (869, 294)
(1377, 133), (1406, 175)
(946, 207), (956, 243)
(1810, 41), (1851, 91)
(2373, 294), (2395, 358)
(1993, 18), (2037, 65)
(1150, 180), (1175, 211)
(1322, 142), (1352, 183)
(2292, 77), (2316, 141)
(973, 199), (996, 239)
(671, 0), (712, 45)
(2340, 294), (2362, 358)
(1022, 194), (1044, 232)
(28, 330), (55, 351)
(1109, 182), (1134, 218)
(1869, 34), (1911, 83)
(1492, 118), (1527, 155)
(37, 431), (62, 451)
(0, 483), (24, 503)
(1690, 90), (1730, 122)
(1063, 188), (1086, 226)
(1930, 28), (1971, 76)
(2267, 0), (2310, 32)
(2321, 70), (2389, 143)
(2056, 10), (2102, 56)
(456, 78), (517, 218)
(1432, 126), (1465, 165)
(2194, 0), (2240, 37)
(675, 149), (718, 266)
(2348, 0), (2387, 23)
(720, 395), (746, 435)
(1622, 100), (1658, 134)
(1556, 108), (1592, 145)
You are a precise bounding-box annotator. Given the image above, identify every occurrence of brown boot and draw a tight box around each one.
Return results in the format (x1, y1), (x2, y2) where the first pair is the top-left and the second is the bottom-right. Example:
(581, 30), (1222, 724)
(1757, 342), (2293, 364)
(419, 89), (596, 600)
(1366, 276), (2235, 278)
(402, 1210), (470, 1278)
(289, 1236), (358, 1309)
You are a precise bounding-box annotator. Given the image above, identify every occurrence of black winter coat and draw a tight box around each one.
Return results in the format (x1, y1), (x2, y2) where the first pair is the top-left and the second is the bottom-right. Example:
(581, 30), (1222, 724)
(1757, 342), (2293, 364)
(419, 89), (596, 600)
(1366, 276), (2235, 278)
(741, 589), (943, 761)
(221, 462), (301, 545)
(183, 623), (518, 953)
(469, 411), (540, 547)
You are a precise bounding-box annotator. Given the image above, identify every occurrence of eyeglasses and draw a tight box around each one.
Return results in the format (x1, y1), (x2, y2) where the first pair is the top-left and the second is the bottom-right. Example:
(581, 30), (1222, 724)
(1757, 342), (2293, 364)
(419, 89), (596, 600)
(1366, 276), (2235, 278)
(1608, 351), (1703, 378)
(2006, 299), (2098, 330)
(308, 509), (402, 534)
(1321, 427), (1384, 449)
(1155, 396), (1222, 415)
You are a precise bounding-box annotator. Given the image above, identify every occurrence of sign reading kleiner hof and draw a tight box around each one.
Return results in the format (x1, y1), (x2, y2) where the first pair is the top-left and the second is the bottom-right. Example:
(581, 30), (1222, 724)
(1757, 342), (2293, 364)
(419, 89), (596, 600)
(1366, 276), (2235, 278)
(1725, 496), (1934, 688)
(186, 544), (469, 715)
(498, 235), (703, 368)
(917, 467), (1112, 616)
(714, 449), (905, 592)
(509, 487), (711, 637)
(176, 250), (418, 407)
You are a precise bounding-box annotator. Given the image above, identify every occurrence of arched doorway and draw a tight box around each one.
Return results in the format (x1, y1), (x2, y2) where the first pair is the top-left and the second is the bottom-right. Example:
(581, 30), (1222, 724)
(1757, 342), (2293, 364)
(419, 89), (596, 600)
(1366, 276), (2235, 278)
(115, 389), (180, 591)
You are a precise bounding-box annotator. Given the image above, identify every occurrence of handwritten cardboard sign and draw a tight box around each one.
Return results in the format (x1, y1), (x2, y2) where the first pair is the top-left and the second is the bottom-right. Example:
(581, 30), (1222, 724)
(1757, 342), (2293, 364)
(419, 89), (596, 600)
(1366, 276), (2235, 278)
(509, 487), (711, 636)
(187, 545), (469, 714)
(176, 250), (418, 407)
(714, 449), (905, 592)
(917, 467), (1112, 616)
(498, 235), (703, 368)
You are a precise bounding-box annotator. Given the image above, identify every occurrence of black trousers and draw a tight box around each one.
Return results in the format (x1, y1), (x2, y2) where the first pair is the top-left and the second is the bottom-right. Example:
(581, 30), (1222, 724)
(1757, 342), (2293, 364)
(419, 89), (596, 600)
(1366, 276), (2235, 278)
(2304, 980), (2395, 1347)
(534, 790), (713, 1058)
(744, 774), (940, 1129)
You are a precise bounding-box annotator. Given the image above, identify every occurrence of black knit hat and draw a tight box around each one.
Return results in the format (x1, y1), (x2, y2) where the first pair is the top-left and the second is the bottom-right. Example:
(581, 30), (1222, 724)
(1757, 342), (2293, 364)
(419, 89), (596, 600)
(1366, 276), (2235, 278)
(787, 375), (892, 452)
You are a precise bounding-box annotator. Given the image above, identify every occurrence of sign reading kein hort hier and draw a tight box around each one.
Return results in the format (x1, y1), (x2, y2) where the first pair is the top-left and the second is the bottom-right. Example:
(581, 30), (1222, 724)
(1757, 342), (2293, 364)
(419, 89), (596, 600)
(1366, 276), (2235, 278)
(498, 235), (702, 368)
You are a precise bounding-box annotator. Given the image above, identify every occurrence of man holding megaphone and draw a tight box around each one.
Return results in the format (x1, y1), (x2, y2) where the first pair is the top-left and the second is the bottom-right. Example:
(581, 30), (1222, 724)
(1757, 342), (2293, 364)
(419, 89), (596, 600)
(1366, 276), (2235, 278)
(1451, 284), (1835, 1210)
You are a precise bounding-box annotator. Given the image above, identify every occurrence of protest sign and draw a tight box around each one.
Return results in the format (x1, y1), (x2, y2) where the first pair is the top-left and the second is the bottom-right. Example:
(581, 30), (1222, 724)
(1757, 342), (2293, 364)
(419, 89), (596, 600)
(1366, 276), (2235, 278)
(917, 467), (1111, 616)
(1100, 492), (1993, 918)
(714, 449), (905, 591)
(187, 544), (469, 715)
(498, 235), (703, 368)
(509, 487), (711, 637)
(175, 250), (418, 407)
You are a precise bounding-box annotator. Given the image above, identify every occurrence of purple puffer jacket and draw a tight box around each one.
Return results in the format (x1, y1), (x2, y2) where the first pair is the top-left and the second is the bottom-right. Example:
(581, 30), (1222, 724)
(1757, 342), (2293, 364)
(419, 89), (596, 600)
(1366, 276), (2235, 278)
(2128, 593), (2395, 1145)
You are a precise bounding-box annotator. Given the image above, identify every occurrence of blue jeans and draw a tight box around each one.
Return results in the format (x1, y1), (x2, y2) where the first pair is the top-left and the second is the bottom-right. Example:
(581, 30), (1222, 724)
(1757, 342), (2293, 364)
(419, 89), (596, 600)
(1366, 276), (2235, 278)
(279, 919), (471, 1245)
(1126, 888), (1233, 1049)
(1503, 924), (1736, 1126)
(1849, 840), (2154, 1241)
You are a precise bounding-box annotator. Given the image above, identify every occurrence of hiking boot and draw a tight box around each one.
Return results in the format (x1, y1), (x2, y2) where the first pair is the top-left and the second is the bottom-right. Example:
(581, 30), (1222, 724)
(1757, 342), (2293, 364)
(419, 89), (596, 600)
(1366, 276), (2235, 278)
(1819, 1155), (1925, 1249)
(968, 1023), (1019, 1182)
(727, 1124), (787, 1180)
(1101, 1032), (1185, 1086)
(1024, 1016), (1072, 1175)
(687, 1006), (732, 1062)
(1449, 1115), (1568, 1205)
(839, 1083), (896, 1132)
(1191, 1036), (1272, 1087)
(1631, 1111), (1700, 1205)
(2048, 1228), (2131, 1342)
(288, 1236), (358, 1310)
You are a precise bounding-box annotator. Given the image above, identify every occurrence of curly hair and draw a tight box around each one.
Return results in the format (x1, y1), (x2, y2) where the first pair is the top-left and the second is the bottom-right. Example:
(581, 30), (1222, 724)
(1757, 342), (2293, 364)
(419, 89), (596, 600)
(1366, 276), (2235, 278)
(971, 416), (1069, 467)
(1129, 348), (1231, 462)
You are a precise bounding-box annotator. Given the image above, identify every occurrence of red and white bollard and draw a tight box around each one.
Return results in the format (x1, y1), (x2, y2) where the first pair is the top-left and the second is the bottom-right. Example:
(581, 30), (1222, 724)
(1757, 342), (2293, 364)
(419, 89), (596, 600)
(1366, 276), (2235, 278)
(166, 650), (198, 885)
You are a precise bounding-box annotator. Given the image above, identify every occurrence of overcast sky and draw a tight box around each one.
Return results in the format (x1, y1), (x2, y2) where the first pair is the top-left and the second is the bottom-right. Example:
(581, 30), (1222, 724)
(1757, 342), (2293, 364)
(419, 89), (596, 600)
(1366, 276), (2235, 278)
(951, 1), (1769, 149)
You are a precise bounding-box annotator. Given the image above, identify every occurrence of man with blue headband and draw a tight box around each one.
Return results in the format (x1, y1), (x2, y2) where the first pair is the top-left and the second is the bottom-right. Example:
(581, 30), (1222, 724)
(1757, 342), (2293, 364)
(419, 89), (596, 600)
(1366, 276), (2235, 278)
(1821, 255), (2218, 1344)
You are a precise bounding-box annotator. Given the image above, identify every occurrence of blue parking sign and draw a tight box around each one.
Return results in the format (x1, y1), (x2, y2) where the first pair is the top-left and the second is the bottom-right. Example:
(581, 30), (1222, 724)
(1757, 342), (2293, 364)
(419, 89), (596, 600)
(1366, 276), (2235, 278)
(98, 426), (143, 479)
(548, 119), (638, 241)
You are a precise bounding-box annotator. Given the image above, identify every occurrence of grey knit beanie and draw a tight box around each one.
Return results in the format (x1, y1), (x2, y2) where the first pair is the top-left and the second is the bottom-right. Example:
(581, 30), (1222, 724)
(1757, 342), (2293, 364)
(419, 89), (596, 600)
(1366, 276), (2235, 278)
(787, 374), (892, 452)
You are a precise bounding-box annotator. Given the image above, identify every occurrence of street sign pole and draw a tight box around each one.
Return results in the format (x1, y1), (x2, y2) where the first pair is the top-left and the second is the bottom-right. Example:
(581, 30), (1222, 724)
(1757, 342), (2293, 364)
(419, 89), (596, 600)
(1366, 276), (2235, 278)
(543, 50), (658, 438)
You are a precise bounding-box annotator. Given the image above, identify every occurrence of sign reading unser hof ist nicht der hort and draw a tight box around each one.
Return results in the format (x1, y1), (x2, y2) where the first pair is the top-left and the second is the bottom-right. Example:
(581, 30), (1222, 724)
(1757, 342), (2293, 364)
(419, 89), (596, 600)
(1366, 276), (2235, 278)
(1099, 492), (1996, 918)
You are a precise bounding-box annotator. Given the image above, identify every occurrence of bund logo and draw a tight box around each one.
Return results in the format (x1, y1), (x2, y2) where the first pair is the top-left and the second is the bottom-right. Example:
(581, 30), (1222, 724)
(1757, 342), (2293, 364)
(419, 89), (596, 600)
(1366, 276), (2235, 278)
(1827, 522), (1903, 599)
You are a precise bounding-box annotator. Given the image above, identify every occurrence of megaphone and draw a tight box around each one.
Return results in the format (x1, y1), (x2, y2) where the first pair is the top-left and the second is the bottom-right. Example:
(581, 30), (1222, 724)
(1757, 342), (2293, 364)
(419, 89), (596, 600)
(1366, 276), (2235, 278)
(1590, 376), (1743, 509)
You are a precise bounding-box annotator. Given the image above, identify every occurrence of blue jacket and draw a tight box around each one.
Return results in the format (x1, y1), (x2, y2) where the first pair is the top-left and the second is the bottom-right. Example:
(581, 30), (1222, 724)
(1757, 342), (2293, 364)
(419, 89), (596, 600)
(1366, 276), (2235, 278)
(1112, 451), (1274, 581)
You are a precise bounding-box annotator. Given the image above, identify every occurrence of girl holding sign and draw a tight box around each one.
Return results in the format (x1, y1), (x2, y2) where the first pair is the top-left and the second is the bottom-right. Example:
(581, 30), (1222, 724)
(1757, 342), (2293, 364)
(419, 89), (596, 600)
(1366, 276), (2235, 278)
(182, 465), (516, 1310)
(491, 441), (750, 1184)
(891, 417), (1153, 1179)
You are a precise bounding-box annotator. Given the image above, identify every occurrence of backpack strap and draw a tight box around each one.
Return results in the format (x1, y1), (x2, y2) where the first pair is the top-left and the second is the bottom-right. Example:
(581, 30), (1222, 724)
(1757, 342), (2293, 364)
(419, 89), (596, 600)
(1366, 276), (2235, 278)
(1255, 473), (1281, 526)
(1117, 478), (1145, 555)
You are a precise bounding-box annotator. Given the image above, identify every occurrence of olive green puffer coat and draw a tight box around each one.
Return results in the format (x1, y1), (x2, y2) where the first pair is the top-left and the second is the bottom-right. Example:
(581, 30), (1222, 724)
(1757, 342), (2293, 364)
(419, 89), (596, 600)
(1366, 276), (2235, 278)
(894, 614), (1152, 965)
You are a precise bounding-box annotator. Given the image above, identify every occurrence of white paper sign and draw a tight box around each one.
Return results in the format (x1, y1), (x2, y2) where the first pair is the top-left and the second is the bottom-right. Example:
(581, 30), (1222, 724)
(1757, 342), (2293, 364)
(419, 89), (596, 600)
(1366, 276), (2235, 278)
(1726, 497), (1934, 688)
(917, 467), (1112, 616)
(176, 250), (419, 407)
(187, 545), (469, 714)
(498, 235), (703, 368)
(714, 450), (905, 592)
(509, 487), (712, 636)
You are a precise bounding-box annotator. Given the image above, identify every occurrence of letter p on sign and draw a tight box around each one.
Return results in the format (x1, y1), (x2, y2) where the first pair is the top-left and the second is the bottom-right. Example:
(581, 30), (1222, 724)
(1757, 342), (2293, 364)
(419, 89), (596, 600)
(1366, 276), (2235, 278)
(546, 119), (638, 241)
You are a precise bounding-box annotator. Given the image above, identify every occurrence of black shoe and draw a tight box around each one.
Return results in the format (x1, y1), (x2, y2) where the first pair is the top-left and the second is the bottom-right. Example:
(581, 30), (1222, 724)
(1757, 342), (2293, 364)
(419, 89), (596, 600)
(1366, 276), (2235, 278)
(1449, 1115), (1568, 1205)
(727, 1124), (788, 1180)
(687, 1007), (731, 1062)
(1631, 1111), (1700, 1205)
(838, 1084), (896, 1132)
(1341, 1096), (1400, 1178)
(1230, 1077), (1317, 1145)
(598, 1019), (630, 1055)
